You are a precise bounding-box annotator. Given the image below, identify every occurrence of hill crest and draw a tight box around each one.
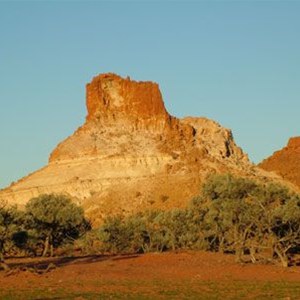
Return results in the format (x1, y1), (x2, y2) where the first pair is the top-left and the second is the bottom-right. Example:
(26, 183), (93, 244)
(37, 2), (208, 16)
(259, 136), (300, 188)
(1, 73), (278, 225)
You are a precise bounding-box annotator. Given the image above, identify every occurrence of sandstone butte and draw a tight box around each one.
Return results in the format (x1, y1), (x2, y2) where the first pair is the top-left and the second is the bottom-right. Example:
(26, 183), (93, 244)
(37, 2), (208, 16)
(258, 137), (300, 189)
(0, 73), (288, 225)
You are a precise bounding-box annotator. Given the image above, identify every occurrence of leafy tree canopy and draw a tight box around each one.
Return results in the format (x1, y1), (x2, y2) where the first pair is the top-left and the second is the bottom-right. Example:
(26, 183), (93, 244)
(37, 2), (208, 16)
(25, 194), (89, 256)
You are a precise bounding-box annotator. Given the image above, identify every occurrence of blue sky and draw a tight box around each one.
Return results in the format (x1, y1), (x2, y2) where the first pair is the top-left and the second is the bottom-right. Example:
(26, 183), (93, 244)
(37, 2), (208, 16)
(0, 1), (299, 188)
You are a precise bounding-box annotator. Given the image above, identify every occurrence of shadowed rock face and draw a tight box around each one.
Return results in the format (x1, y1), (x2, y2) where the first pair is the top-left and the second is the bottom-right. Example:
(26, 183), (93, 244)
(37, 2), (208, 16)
(259, 137), (300, 188)
(1, 73), (264, 225)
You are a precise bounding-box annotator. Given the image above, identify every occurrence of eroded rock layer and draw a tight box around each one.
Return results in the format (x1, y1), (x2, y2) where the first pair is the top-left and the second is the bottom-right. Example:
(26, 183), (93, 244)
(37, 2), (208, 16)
(1, 73), (275, 225)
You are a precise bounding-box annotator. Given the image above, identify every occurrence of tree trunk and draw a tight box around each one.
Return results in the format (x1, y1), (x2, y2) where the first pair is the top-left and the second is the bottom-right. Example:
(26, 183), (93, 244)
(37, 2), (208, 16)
(235, 247), (243, 263)
(274, 246), (289, 267)
(250, 247), (256, 264)
(42, 236), (49, 257)
(0, 252), (10, 271)
(219, 236), (225, 254)
(50, 244), (54, 257)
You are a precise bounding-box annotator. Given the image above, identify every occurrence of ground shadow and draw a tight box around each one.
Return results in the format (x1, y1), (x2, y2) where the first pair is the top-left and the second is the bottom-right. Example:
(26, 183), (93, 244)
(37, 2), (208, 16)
(5, 253), (140, 272)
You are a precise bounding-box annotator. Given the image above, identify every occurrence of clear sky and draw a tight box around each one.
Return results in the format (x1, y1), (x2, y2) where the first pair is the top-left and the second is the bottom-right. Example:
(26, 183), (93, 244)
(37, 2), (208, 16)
(0, 1), (299, 189)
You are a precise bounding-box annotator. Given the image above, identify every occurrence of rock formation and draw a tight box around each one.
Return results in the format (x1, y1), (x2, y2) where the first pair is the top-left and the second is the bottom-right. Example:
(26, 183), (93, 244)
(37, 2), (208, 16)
(0, 73), (276, 225)
(258, 137), (300, 188)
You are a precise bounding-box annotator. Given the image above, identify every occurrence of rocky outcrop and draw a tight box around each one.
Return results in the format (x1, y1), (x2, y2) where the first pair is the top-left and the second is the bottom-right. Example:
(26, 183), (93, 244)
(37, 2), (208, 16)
(0, 73), (273, 225)
(49, 74), (194, 162)
(258, 137), (300, 188)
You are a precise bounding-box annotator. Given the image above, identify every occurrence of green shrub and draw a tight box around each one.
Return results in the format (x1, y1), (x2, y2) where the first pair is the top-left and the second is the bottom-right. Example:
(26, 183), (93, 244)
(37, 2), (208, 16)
(97, 174), (300, 267)
(0, 201), (25, 270)
(25, 194), (90, 257)
(201, 174), (300, 266)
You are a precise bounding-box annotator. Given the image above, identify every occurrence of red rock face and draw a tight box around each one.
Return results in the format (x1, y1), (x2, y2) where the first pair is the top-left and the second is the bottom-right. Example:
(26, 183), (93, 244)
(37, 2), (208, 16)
(86, 73), (171, 130)
(49, 73), (197, 162)
(1, 73), (256, 224)
(259, 137), (300, 188)
(287, 137), (300, 149)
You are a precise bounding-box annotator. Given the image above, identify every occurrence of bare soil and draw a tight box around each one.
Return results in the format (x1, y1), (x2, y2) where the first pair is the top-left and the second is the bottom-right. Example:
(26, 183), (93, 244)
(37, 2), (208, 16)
(1, 251), (300, 299)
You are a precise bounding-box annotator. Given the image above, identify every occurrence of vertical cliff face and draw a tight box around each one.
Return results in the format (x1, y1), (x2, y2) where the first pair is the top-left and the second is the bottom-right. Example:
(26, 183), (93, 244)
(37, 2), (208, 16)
(1, 73), (258, 224)
(49, 73), (184, 162)
(86, 73), (169, 124)
(259, 137), (300, 188)
(49, 73), (246, 164)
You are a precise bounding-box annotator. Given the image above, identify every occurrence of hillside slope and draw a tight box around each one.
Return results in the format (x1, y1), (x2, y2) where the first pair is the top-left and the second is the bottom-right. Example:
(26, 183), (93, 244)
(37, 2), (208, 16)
(0, 73), (278, 224)
(259, 137), (300, 188)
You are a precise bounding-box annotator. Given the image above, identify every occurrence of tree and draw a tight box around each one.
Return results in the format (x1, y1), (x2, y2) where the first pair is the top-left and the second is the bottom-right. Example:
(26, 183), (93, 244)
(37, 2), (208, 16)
(25, 194), (89, 257)
(246, 182), (300, 267)
(99, 214), (135, 254)
(202, 173), (257, 201)
(98, 211), (168, 254)
(96, 173), (300, 267)
(0, 200), (22, 270)
(200, 174), (300, 266)
(269, 194), (300, 267)
(201, 174), (259, 260)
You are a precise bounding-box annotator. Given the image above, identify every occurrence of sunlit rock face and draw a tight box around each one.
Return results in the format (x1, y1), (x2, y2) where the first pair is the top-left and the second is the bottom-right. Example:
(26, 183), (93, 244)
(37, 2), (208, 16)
(1, 73), (267, 225)
(259, 137), (300, 188)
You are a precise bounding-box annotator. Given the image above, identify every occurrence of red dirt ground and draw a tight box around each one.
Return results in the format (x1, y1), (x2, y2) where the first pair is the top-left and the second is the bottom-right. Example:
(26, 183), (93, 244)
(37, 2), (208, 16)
(1, 251), (300, 298)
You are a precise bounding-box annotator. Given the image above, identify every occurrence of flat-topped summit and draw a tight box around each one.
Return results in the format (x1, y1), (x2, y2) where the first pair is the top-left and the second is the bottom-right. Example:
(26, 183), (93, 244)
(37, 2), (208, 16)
(1, 73), (277, 225)
(49, 73), (230, 163)
(86, 73), (169, 124)
(49, 73), (193, 162)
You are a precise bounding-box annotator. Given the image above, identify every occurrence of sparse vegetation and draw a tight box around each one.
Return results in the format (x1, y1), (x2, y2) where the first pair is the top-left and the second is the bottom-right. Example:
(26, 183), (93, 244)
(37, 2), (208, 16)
(1, 176), (300, 272)
(97, 174), (300, 267)
(2, 176), (300, 300)
(200, 174), (300, 266)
